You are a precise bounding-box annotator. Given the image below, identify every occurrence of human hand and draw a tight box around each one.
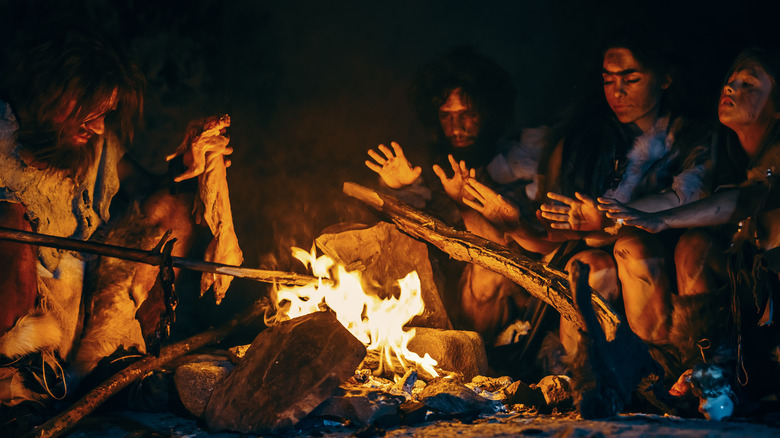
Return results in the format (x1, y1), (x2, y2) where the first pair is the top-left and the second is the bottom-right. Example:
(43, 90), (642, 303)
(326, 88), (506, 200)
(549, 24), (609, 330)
(365, 141), (422, 189)
(166, 114), (232, 182)
(597, 197), (668, 233)
(463, 178), (520, 228)
(433, 154), (475, 204)
(540, 192), (605, 231)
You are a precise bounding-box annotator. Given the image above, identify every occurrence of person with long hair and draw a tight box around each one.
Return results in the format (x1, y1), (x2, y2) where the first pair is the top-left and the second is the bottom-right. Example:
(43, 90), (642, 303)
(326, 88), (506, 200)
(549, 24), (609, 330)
(0, 19), (236, 411)
(364, 47), (558, 379)
(463, 30), (713, 367)
(600, 47), (780, 411)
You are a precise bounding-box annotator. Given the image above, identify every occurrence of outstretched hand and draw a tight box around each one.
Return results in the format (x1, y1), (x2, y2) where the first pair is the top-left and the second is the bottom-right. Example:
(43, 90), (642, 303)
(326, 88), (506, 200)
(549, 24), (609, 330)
(598, 197), (667, 233)
(540, 191), (606, 231)
(463, 178), (520, 228)
(365, 141), (422, 189)
(166, 114), (232, 182)
(433, 154), (476, 204)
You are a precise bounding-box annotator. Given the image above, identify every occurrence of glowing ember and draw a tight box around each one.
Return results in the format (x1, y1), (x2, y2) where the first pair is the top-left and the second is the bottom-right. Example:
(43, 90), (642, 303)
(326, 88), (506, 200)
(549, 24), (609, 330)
(274, 245), (439, 378)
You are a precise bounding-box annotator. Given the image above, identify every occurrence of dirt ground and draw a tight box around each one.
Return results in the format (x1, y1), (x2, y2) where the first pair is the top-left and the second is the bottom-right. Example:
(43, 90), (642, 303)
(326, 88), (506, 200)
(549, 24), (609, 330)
(62, 408), (780, 438)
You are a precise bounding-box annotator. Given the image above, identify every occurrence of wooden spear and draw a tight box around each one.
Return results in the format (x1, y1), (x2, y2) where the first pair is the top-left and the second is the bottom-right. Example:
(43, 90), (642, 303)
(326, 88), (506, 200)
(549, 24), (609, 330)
(343, 182), (621, 334)
(0, 226), (327, 287)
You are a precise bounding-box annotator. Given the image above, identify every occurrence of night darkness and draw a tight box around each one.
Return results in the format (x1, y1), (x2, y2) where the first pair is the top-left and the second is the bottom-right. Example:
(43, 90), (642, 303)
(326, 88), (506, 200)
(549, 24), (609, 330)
(0, 0), (777, 328)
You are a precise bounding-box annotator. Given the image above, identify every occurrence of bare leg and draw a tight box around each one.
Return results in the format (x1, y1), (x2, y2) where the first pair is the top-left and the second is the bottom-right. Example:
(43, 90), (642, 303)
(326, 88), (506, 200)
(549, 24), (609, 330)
(670, 228), (732, 368)
(560, 249), (618, 355)
(675, 228), (727, 297)
(613, 233), (671, 345)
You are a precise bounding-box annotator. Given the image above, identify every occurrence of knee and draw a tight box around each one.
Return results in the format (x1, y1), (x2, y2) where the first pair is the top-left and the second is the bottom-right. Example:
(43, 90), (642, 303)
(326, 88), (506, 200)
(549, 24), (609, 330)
(566, 249), (614, 274)
(613, 234), (669, 278)
(674, 228), (715, 268)
(613, 234), (664, 264)
(566, 249), (618, 301)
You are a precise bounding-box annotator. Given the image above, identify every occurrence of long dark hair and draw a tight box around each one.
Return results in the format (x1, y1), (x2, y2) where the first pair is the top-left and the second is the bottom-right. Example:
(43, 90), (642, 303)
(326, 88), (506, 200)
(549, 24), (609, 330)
(715, 47), (780, 188)
(410, 45), (516, 168)
(538, 29), (684, 199)
(1, 19), (144, 180)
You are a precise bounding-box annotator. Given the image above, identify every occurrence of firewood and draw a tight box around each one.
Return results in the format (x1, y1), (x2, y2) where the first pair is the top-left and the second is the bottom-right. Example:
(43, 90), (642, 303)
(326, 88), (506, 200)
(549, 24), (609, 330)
(24, 301), (270, 438)
(342, 182), (620, 335)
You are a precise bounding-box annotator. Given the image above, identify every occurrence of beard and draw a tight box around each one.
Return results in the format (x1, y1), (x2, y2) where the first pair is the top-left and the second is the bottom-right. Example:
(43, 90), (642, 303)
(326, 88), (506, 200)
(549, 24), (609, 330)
(16, 127), (99, 181)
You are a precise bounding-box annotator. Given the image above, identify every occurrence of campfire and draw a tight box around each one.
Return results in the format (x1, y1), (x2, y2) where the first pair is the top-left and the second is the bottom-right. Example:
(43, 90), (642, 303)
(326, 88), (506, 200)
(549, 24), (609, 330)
(272, 244), (439, 379)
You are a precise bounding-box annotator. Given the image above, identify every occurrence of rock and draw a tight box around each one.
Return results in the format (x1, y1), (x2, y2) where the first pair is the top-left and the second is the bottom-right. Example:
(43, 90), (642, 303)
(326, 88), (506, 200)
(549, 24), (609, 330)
(506, 380), (546, 407)
(467, 375), (515, 403)
(420, 377), (502, 415)
(399, 400), (428, 425)
(407, 327), (488, 380)
(174, 360), (234, 417)
(227, 344), (250, 363)
(307, 385), (406, 427)
(536, 375), (573, 411)
(202, 311), (367, 434)
(316, 221), (452, 330)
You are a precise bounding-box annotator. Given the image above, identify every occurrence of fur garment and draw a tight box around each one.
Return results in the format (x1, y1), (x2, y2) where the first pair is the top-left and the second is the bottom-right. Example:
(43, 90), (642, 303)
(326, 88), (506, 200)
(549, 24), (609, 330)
(72, 206), (164, 377)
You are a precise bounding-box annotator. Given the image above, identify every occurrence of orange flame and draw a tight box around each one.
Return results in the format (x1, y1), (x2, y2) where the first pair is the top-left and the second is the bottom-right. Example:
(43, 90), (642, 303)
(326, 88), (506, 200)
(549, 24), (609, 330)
(274, 245), (438, 378)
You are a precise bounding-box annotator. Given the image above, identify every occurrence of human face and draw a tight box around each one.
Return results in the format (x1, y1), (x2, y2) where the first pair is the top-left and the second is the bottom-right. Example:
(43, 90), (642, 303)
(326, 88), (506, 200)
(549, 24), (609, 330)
(438, 87), (481, 148)
(602, 48), (669, 133)
(719, 62), (779, 132)
(56, 88), (118, 147)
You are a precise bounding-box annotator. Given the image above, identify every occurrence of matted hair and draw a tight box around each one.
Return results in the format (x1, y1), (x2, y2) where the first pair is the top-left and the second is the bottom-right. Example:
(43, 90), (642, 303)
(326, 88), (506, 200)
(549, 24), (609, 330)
(1, 18), (145, 180)
(409, 45), (516, 167)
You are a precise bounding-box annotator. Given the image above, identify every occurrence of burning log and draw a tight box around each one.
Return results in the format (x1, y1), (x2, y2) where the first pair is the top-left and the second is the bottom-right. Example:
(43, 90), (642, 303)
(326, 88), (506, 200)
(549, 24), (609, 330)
(202, 310), (367, 435)
(342, 182), (620, 334)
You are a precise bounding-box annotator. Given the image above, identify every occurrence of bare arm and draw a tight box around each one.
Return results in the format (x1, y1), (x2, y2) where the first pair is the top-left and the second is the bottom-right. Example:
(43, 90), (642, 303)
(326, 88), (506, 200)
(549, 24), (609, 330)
(598, 185), (767, 233)
(463, 179), (560, 254)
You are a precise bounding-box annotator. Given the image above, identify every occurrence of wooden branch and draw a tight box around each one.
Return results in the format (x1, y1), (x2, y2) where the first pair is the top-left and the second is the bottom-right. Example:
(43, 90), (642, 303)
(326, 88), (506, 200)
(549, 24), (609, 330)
(25, 301), (269, 438)
(0, 226), (325, 287)
(343, 182), (621, 334)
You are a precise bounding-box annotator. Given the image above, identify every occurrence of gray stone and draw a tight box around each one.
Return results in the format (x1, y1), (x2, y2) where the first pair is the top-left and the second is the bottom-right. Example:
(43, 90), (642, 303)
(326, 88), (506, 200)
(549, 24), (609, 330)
(307, 385), (406, 427)
(202, 311), (367, 434)
(420, 378), (501, 415)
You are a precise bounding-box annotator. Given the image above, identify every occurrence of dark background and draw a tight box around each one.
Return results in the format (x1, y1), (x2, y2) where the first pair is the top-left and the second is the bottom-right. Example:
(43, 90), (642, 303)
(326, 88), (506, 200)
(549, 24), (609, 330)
(0, 0), (776, 327)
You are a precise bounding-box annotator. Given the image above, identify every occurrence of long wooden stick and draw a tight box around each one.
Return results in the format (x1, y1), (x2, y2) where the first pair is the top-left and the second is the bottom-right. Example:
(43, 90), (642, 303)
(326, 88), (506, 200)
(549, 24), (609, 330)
(343, 182), (621, 334)
(0, 226), (325, 287)
(25, 301), (268, 438)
